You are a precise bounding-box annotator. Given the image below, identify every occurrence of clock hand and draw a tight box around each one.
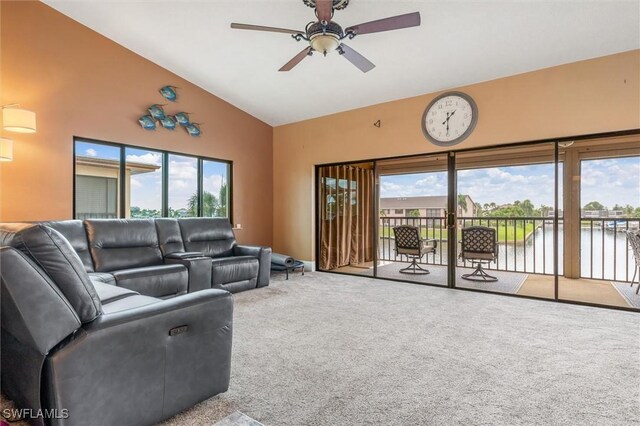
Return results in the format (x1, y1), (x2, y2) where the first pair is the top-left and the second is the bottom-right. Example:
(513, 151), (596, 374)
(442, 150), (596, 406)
(442, 110), (457, 126)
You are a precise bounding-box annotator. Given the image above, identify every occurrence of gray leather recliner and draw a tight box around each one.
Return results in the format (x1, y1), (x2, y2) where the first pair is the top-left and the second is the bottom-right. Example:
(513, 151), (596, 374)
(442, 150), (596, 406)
(0, 223), (233, 426)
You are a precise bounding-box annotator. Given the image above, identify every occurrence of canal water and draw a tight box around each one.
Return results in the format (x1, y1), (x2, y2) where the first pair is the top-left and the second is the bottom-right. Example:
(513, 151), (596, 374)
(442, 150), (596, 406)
(379, 224), (636, 281)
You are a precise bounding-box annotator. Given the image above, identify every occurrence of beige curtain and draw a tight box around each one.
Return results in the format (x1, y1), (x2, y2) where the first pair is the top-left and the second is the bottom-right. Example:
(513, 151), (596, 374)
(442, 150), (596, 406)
(319, 164), (374, 270)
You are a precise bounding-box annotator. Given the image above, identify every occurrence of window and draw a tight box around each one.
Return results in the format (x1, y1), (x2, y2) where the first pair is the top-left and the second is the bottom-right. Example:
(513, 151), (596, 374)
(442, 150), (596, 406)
(75, 141), (121, 219)
(168, 154), (198, 218)
(202, 160), (230, 217)
(74, 139), (232, 220)
(395, 209), (404, 214)
(126, 148), (163, 218)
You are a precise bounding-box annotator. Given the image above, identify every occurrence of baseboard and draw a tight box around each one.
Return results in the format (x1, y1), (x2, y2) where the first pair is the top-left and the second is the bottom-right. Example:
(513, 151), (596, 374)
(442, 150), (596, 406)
(300, 260), (315, 272)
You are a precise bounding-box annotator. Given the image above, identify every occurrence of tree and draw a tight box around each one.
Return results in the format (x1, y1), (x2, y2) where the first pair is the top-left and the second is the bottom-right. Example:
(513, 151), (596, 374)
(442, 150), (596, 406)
(457, 195), (468, 215)
(187, 191), (219, 217)
(537, 204), (552, 217)
(520, 199), (535, 217)
(622, 204), (635, 217)
(408, 209), (420, 217)
(475, 202), (484, 217)
(218, 182), (228, 217)
(583, 201), (605, 211)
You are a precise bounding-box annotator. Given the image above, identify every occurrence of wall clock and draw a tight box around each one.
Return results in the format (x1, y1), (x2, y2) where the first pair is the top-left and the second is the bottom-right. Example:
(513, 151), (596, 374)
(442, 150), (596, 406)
(421, 91), (478, 146)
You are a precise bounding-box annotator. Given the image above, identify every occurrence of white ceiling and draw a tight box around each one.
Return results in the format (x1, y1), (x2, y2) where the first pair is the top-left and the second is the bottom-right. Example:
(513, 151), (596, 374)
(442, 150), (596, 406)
(44, 1), (640, 126)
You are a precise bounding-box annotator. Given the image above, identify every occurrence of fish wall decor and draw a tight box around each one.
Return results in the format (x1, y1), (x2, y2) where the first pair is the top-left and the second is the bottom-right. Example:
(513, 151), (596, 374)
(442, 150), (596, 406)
(148, 104), (166, 120)
(138, 87), (202, 136)
(185, 123), (201, 137)
(138, 115), (157, 130)
(159, 115), (177, 130)
(174, 112), (191, 126)
(159, 86), (178, 102)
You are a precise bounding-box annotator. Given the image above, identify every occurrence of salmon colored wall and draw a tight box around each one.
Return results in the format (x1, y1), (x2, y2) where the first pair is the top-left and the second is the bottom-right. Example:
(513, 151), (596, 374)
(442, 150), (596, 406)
(273, 50), (640, 263)
(0, 1), (273, 246)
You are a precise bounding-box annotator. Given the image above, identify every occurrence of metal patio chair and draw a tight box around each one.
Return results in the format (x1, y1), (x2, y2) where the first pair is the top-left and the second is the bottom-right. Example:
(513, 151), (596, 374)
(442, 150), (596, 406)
(460, 226), (499, 282)
(392, 225), (437, 275)
(627, 230), (640, 294)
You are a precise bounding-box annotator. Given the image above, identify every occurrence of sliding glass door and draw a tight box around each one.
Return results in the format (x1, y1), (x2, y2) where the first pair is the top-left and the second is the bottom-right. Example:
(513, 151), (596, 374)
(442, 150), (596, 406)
(315, 135), (640, 312)
(317, 163), (375, 276)
(558, 137), (640, 309)
(454, 143), (557, 298)
(375, 154), (450, 286)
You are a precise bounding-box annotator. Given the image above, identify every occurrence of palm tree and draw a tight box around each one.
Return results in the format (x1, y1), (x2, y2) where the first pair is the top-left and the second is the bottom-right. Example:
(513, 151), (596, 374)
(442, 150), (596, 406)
(187, 191), (219, 217)
(457, 195), (468, 216)
(521, 199), (535, 217)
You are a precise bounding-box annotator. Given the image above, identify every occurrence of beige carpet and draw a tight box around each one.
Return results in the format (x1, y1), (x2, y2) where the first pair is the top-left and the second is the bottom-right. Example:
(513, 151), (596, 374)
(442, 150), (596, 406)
(3, 273), (639, 425)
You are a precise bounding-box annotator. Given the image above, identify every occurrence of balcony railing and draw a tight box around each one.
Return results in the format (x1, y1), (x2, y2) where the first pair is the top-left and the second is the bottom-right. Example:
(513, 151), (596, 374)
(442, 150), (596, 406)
(581, 218), (640, 282)
(379, 216), (640, 281)
(75, 212), (118, 220)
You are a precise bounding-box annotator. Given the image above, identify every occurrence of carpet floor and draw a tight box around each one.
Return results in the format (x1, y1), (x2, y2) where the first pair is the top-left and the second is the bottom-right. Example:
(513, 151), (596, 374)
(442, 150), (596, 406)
(3, 273), (639, 425)
(164, 272), (639, 425)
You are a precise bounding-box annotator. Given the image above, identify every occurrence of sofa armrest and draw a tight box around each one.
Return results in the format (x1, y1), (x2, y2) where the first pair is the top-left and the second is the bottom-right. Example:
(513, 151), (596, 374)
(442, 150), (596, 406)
(84, 289), (231, 331)
(44, 290), (233, 425)
(165, 252), (205, 260)
(233, 245), (272, 287)
(165, 256), (212, 293)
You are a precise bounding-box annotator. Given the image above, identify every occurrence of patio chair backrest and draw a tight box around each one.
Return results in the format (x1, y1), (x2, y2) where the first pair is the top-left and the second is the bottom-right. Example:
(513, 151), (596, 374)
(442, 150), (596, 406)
(393, 225), (422, 256)
(627, 231), (640, 264)
(461, 226), (498, 258)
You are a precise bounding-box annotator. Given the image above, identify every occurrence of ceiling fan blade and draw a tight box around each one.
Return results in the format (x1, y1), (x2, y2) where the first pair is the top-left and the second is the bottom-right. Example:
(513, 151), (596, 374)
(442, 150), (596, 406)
(345, 12), (421, 36)
(231, 23), (303, 35)
(338, 43), (375, 73)
(279, 47), (313, 71)
(316, 0), (333, 22)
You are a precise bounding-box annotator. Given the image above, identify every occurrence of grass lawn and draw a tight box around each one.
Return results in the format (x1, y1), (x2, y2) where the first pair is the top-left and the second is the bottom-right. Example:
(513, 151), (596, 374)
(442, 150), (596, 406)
(380, 222), (536, 243)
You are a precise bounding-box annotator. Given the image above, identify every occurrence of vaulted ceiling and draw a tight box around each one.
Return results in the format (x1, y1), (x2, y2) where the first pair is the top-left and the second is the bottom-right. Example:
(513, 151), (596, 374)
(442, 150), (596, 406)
(44, 1), (640, 126)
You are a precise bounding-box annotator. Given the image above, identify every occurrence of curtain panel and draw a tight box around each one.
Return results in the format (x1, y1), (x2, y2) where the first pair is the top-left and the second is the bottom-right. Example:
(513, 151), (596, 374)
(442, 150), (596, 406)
(319, 164), (374, 270)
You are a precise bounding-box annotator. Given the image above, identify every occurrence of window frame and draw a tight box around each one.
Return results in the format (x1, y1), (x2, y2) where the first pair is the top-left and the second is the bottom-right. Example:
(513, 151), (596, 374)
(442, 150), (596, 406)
(73, 137), (233, 221)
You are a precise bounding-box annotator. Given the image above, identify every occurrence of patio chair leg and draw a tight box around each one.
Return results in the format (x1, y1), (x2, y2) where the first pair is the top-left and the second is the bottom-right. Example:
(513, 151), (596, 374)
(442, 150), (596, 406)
(630, 268), (637, 287)
(399, 258), (430, 275)
(461, 263), (498, 282)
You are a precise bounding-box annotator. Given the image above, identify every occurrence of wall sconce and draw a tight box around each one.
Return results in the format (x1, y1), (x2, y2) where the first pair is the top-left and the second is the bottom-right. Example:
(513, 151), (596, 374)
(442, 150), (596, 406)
(2, 105), (37, 133)
(0, 138), (13, 162)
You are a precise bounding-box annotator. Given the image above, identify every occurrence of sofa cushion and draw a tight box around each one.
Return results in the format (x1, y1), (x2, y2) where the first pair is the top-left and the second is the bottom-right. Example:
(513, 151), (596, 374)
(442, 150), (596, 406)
(85, 219), (164, 272)
(43, 220), (94, 272)
(210, 256), (259, 285)
(88, 272), (116, 286)
(0, 223), (102, 323)
(112, 264), (188, 298)
(101, 294), (160, 314)
(214, 278), (258, 293)
(178, 218), (237, 258)
(92, 281), (138, 304)
(155, 218), (185, 256)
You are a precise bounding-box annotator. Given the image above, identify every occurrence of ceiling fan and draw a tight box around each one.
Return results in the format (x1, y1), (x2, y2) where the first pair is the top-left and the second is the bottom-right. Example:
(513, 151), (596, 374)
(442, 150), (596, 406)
(231, 0), (420, 73)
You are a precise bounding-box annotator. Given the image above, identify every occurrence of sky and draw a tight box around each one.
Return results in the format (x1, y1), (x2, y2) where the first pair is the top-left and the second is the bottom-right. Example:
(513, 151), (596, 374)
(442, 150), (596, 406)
(77, 141), (228, 210)
(77, 141), (639, 210)
(381, 157), (640, 209)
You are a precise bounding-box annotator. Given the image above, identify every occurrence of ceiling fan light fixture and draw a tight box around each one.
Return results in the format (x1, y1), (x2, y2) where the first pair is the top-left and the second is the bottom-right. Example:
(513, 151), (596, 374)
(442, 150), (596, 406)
(310, 34), (340, 54)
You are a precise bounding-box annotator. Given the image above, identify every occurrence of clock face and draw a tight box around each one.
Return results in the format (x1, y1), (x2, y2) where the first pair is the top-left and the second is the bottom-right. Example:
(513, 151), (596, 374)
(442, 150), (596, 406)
(422, 92), (478, 146)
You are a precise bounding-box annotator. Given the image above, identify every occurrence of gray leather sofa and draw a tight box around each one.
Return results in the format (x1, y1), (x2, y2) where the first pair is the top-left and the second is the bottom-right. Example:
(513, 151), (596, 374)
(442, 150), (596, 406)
(45, 217), (271, 295)
(0, 218), (271, 425)
(0, 223), (233, 426)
